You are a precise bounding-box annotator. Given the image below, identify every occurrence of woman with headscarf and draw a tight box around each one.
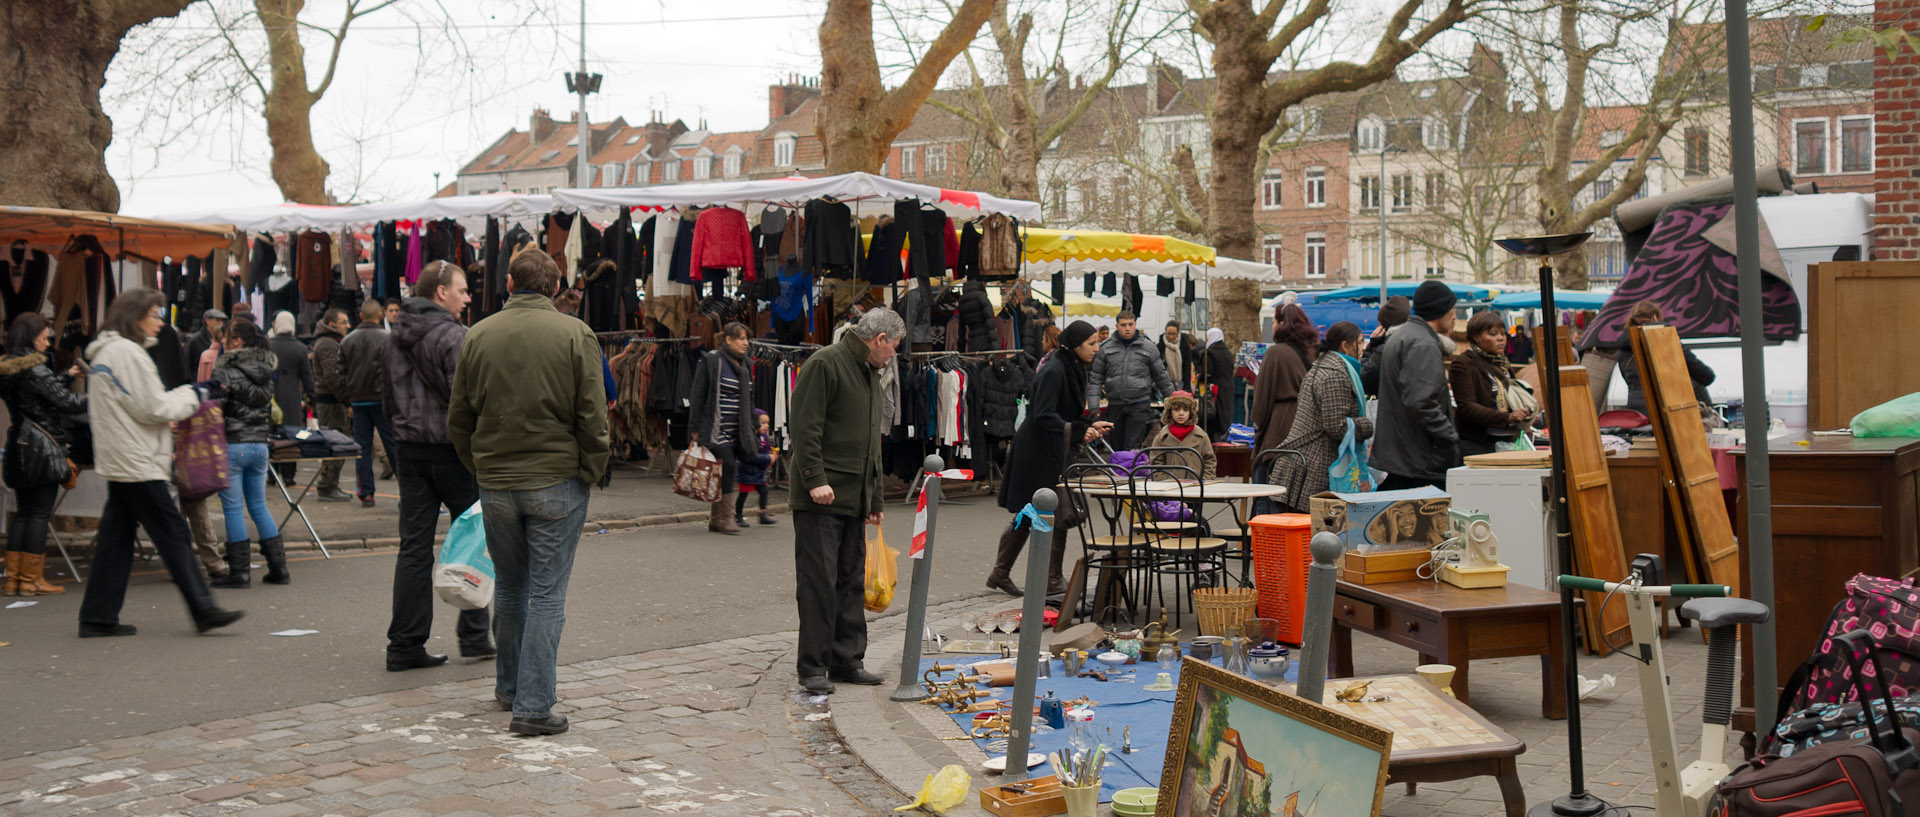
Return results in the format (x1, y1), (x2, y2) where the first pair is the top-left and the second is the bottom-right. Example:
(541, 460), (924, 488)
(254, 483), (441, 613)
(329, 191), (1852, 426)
(1196, 327), (1234, 437)
(1252, 303), (1319, 455)
(689, 322), (756, 535)
(988, 320), (1111, 597)
(1266, 322), (1371, 512)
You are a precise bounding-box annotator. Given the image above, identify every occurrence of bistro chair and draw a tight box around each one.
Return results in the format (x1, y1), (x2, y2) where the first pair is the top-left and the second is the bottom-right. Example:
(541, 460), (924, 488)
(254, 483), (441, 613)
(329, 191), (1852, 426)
(1063, 461), (1150, 627)
(1133, 463), (1229, 630)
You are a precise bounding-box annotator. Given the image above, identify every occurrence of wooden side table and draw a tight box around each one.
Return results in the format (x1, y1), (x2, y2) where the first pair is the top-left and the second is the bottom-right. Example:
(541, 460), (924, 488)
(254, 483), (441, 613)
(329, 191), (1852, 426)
(1285, 674), (1529, 817)
(1328, 579), (1571, 720)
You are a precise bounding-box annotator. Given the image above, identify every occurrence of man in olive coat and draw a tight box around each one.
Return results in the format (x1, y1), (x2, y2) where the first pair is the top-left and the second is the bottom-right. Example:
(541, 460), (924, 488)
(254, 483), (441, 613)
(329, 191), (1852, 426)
(785, 307), (900, 695)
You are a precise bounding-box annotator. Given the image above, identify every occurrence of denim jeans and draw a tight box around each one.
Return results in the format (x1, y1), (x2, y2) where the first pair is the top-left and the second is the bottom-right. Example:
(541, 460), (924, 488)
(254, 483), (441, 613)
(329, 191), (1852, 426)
(218, 442), (280, 542)
(483, 478), (589, 719)
(388, 456), (490, 656)
(352, 403), (397, 500)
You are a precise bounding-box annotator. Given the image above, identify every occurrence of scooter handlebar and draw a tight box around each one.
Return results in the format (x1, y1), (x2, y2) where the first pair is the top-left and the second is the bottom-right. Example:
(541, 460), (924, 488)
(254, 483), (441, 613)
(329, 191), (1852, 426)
(1555, 575), (1731, 598)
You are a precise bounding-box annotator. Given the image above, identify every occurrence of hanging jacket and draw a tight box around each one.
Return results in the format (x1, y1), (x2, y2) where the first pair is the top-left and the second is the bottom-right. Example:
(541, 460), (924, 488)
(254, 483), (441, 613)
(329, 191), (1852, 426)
(979, 214), (1022, 280)
(688, 207), (756, 281)
(83, 330), (204, 483)
(977, 356), (1031, 438)
(213, 346), (278, 444)
(956, 283), (996, 352)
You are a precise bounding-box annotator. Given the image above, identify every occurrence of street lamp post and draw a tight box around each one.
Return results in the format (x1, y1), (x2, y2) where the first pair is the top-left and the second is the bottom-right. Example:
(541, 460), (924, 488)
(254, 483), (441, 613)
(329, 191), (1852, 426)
(1379, 146), (1390, 305)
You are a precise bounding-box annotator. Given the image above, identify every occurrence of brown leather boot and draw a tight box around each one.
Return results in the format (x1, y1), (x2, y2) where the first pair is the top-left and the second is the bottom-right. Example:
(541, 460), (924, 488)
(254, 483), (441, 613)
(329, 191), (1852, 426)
(21, 553), (65, 596)
(1045, 527), (1069, 597)
(710, 498), (741, 535)
(985, 525), (1025, 597)
(2, 551), (20, 596)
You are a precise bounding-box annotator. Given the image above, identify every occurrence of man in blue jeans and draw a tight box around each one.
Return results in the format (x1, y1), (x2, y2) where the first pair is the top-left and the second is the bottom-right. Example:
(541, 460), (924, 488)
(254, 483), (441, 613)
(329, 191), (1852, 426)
(449, 249), (609, 737)
(339, 301), (396, 507)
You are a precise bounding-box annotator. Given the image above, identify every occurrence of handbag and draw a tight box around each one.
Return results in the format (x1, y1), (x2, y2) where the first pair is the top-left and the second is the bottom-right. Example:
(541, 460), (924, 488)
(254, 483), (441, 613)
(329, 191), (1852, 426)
(1717, 629), (1920, 815)
(671, 445), (722, 503)
(4, 418), (73, 489)
(174, 400), (231, 501)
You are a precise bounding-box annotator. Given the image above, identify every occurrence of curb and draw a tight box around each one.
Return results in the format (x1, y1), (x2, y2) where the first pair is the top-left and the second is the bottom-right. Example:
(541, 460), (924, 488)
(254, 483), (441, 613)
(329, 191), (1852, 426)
(279, 501), (794, 552)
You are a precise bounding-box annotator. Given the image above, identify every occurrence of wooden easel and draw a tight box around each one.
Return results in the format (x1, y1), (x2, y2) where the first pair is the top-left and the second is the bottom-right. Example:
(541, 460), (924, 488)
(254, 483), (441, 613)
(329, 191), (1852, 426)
(1629, 325), (1740, 590)
(1556, 365), (1634, 654)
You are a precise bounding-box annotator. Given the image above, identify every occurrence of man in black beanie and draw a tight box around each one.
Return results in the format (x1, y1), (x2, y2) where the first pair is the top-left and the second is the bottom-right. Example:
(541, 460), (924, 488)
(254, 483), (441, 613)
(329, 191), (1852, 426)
(1372, 281), (1459, 490)
(1359, 295), (1411, 396)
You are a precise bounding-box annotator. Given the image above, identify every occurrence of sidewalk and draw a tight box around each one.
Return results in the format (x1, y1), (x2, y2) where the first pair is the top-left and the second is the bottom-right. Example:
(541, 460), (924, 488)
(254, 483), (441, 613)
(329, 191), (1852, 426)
(837, 593), (1723, 817)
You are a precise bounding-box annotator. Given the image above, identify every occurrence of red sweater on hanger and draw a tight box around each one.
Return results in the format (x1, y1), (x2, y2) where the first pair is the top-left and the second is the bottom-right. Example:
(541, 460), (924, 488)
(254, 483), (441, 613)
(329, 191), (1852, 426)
(688, 207), (756, 281)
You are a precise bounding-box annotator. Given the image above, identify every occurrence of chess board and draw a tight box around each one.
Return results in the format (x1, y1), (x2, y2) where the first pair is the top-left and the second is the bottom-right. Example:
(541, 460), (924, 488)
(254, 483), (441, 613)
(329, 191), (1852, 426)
(1283, 674), (1516, 759)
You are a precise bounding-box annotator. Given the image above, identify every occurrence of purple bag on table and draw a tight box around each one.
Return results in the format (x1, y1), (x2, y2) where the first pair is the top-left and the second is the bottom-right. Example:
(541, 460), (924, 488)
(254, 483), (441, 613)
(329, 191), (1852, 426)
(1108, 449), (1148, 478)
(173, 400), (230, 501)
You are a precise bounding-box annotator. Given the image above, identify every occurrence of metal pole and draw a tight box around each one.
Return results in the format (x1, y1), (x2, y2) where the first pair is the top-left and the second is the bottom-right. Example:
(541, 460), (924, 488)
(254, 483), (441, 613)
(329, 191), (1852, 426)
(1294, 532), (1344, 705)
(1724, 0), (1778, 734)
(576, 0), (590, 187)
(1529, 266), (1609, 817)
(1002, 488), (1057, 783)
(890, 455), (946, 703)
(1379, 148), (1389, 304)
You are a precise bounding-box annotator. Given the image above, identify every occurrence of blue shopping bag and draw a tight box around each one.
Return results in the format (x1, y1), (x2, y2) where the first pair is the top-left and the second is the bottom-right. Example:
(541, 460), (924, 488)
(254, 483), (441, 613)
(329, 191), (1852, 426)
(1327, 418), (1375, 493)
(433, 503), (494, 610)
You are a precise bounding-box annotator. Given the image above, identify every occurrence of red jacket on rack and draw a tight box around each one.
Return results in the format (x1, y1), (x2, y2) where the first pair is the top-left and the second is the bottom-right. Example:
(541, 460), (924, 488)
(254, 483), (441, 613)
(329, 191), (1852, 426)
(688, 207), (756, 281)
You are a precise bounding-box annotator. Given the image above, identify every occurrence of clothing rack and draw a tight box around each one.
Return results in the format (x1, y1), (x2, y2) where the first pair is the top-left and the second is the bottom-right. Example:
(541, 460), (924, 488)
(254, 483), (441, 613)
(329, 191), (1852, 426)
(907, 348), (1026, 358)
(596, 331), (694, 342)
(750, 340), (820, 350)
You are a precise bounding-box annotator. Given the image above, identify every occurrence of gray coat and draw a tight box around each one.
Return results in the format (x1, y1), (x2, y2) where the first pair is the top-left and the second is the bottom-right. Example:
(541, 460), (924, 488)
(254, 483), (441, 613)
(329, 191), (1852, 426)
(1371, 320), (1458, 481)
(1086, 332), (1173, 407)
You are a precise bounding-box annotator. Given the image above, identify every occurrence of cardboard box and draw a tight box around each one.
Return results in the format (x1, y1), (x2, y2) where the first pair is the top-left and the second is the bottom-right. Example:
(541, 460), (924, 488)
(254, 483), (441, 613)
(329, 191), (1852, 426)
(1309, 487), (1451, 553)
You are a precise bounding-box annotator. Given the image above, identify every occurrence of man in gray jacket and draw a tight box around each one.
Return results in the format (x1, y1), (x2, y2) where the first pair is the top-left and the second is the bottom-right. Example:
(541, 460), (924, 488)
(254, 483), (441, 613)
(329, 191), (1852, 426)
(1086, 312), (1174, 451)
(1372, 281), (1459, 490)
(381, 261), (492, 673)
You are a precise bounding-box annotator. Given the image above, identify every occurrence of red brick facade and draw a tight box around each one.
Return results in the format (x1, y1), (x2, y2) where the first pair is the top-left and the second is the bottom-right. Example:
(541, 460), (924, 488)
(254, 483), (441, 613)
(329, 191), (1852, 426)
(1876, 0), (1920, 258)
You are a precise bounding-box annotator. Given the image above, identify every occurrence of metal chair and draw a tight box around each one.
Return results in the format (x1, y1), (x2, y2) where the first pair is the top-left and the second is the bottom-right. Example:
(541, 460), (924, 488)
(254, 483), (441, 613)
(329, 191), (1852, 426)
(1063, 462), (1149, 627)
(1134, 463), (1228, 630)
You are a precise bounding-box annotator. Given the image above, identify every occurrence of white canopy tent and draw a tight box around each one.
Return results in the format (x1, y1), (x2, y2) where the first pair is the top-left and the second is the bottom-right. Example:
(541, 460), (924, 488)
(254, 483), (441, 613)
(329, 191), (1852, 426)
(1208, 257), (1281, 284)
(152, 193), (556, 234)
(550, 172), (1043, 222)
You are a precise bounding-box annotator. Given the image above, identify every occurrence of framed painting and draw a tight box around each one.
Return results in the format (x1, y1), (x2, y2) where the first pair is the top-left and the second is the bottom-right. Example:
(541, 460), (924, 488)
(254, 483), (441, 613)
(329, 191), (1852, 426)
(1158, 658), (1392, 817)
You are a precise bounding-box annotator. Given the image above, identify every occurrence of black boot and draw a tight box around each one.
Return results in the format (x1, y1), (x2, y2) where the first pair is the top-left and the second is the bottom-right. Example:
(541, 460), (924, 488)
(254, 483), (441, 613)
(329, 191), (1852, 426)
(259, 536), (289, 585)
(210, 541), (250, 588)
(985, 525), (1024, 597)
(1045, 527), (1069, 597)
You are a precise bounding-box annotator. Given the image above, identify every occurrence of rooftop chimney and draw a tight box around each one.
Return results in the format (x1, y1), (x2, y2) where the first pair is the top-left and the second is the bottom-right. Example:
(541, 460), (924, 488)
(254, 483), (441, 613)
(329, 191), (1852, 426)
(530, 108), (555, 143)
(1153, 61), (1185, 112)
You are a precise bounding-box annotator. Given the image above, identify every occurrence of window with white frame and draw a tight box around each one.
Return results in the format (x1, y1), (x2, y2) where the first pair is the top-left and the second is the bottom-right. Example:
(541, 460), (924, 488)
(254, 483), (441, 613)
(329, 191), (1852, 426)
(1684, 127), (1710, 176)
(774, 133), (796, 167)
(1261, 170), (1284, 209)
(1391, 174), (1414, 213)
(1391, 236), (1413, 279)
(1357, 234), (1378, 279)
(1841, 116), (1873, 173)
(664, 161), (680, 182)
(1304, 166), (1326, 207)
(926, 144), (948, 175)
(1262, 235), (1285, 268)
(901, 146), (918, 177)
(1423, 115), (1448, 149)
(693, 156), (711, 180)
(1357, 117), (1384, 152)
(1794, 119), (1829, 175)
(635, 162), (651, 184)
(1425, 174), (1447, 209)
(1424, 245), (1444, 278)
(1358, 175), (1381, 210)
(1305, 233), (1326, 278)
(601, 163), (621, 187)
(723, 151), (742, 178)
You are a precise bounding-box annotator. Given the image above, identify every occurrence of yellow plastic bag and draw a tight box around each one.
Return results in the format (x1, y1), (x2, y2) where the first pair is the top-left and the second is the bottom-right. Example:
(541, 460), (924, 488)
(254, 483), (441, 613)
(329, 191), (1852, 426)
(864, 525), (898, 613)
(894, 764), (970, 813)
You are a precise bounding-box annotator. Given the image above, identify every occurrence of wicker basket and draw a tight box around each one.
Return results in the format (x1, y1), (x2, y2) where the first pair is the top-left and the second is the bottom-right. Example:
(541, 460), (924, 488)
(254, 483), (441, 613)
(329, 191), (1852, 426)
(1192, 587), (1260, 637)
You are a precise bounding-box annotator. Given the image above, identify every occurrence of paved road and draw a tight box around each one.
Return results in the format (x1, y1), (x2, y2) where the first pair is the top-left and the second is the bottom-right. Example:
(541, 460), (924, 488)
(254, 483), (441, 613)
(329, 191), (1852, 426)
(2, 482), (1020, 756)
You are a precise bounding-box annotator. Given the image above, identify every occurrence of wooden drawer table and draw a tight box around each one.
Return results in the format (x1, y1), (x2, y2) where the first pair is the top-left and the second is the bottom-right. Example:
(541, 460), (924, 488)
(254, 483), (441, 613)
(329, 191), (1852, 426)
(1329, 579), (1572, 720)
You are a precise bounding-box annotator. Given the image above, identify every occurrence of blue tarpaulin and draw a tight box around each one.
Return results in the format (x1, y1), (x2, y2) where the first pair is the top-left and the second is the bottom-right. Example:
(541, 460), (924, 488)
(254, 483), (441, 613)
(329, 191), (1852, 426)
(1312, 282), (1493, 304)
(1490, 289), (1611, 310)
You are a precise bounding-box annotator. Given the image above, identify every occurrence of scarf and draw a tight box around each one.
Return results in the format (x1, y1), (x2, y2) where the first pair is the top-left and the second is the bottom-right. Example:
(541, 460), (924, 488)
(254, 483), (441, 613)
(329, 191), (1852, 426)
(1335, 351), (1364, 408)
(1167, 424), (1195, 441)
(1470, 345), (1513, 384)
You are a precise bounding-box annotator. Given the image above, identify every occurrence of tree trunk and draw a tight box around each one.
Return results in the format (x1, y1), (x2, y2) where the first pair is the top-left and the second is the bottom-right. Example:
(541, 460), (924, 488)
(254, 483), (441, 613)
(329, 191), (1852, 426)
(256, 0), (330, 204)
(0, 0), (199, 211)
(1201, 2), (1269, 346)
(818, 0), (994, 175)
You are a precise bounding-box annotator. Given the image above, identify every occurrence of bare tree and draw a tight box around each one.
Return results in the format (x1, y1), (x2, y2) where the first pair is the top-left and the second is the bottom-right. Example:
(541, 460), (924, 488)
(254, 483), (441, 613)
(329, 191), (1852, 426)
(0, 0), (203, 212)
(818, 0), (997, 174)
(1185, 0), (1477, 343)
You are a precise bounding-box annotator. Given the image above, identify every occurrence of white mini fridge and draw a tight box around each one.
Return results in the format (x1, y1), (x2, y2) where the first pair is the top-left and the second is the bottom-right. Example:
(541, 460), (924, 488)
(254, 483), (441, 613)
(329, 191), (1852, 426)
(1444, 466), (1556, 591)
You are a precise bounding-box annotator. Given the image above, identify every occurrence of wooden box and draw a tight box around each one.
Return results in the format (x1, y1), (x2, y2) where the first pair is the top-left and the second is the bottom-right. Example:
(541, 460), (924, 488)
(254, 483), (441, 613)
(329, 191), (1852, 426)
(1341, 548), (1429, 584)
(980, 774), (1065, 817)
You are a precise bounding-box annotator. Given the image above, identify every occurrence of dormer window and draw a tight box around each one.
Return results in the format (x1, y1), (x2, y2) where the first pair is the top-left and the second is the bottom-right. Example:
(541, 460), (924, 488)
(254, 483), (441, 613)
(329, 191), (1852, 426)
(1357, 117), (1384, 152)
(774, 132), (797, 167)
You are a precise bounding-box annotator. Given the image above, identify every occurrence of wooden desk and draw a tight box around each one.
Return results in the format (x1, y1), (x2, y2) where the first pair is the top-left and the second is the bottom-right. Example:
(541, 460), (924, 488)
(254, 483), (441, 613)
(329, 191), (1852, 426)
(1329, 580), (1571, 720)
(1732, 432), (1920, 741)
(1286, 674), (1528, 817)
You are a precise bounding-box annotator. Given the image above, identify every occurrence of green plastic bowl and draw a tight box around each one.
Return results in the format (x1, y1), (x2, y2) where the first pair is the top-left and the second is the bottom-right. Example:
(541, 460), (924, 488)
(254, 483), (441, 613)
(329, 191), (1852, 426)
(1112, 787), (1159, 814)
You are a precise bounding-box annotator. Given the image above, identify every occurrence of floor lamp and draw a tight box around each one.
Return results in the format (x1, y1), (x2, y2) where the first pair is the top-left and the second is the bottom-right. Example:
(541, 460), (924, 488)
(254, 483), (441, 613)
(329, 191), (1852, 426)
(1494, 232), (1606, 817)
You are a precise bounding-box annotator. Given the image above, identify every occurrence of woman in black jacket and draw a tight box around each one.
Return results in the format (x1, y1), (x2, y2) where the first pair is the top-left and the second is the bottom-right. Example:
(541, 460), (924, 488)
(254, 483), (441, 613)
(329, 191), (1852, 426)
(1196, 328), (1235, 437)
(210, 317), (286, 587)
(689, 322), (756, 535)
(0, 313), (87, 596)
(988, 321), (1112, 597)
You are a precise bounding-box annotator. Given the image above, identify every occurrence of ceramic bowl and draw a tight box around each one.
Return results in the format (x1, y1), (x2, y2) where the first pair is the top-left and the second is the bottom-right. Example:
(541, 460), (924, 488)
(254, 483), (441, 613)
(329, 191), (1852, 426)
(1113, 787), (1159, 815)
(1095, 651), (1130, 668)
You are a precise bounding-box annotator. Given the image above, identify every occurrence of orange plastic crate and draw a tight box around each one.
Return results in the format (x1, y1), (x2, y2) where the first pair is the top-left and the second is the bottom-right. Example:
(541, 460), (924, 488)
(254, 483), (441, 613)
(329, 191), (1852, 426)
(1249, 513), (1313, 644)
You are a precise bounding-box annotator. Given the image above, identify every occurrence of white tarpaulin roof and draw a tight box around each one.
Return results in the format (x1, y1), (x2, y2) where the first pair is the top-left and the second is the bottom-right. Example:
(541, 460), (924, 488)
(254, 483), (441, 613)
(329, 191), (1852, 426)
(551, 172), (1043, 222)
(152, 194), (554, 233)
(1209, 257), (1281, 284)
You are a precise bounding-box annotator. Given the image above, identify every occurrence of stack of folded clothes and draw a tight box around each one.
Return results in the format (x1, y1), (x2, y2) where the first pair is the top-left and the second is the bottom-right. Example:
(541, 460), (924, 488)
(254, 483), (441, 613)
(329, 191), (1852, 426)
(275, 426), (362, 458)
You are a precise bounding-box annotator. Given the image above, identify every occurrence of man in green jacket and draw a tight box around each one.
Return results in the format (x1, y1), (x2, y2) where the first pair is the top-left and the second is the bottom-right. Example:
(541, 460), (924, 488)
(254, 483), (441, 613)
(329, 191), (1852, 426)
(448, 249), (609, 737)
(786, 307), (900, 695)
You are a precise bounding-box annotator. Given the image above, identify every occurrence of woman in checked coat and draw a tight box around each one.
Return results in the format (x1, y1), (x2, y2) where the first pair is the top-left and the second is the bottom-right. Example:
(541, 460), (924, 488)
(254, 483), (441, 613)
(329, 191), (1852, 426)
(1264, 321), (1371, 514)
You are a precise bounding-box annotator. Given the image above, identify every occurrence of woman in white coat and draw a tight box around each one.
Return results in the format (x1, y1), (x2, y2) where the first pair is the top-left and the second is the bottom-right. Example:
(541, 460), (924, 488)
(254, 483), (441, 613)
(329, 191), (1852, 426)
(76, 288), (245, 638)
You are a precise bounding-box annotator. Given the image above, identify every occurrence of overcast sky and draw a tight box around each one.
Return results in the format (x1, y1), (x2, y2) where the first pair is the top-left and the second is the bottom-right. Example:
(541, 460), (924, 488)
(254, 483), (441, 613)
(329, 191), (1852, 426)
(106, 0), (835, 217)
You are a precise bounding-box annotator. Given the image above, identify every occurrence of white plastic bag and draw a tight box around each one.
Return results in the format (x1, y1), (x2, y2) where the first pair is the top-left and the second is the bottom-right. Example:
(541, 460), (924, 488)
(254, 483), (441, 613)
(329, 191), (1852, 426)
(433, 503), (494, 610)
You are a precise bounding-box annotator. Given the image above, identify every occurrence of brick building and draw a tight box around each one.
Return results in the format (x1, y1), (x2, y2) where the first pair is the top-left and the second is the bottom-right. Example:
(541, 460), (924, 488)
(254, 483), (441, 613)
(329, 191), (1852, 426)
(1876, 0), (1920, 259)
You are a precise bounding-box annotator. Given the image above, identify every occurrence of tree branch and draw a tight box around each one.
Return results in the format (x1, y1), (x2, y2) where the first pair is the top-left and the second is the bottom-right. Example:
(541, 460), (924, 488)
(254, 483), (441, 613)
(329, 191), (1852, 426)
(882, 0), (996, 125)
(313, 0), (398, 99)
